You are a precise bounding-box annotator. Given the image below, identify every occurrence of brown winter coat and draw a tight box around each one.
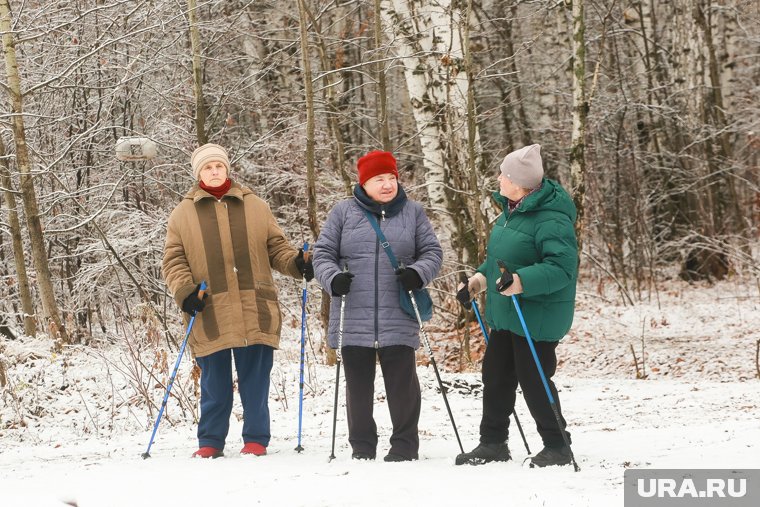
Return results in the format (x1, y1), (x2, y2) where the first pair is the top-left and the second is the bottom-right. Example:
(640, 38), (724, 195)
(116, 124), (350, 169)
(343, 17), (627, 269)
(162, 180), (301, 358)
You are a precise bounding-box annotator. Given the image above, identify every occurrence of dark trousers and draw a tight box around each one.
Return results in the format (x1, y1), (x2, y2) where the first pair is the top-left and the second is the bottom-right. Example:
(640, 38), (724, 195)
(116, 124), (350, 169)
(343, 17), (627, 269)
(195, 344), (274, 450)
(342, 345), (421, 459)
(480, 329), (570, 448)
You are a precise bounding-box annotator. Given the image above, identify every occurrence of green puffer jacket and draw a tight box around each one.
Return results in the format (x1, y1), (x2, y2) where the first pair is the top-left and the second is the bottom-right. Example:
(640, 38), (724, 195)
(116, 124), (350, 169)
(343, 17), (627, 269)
(477, 178), (578, 341)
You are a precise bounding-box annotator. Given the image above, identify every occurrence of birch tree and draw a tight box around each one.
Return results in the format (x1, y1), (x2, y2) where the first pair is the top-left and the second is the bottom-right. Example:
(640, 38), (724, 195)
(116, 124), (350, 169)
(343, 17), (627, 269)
(0, 134), (35, 336)
(381, 0), (483, 263)
(569, 0), (587, 252)
(0, 0), (68, 343)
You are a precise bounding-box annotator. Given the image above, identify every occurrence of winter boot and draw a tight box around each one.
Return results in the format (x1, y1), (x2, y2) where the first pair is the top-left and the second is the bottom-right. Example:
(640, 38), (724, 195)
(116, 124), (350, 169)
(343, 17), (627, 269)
(383, 452), (417, 462)
(455, 442), (511, 466)
(191, 446), (223, 459)
(351, 451), (376, 460)
(240, 442), (267, 456)
(529, 445), (572, 468)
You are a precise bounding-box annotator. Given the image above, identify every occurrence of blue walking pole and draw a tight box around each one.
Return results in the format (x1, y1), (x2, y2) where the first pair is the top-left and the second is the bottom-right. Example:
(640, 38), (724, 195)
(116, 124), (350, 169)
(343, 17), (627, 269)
(295, 242), (309, 453)
(496, 261), (580, 472)
(142, 280), (207, 459)
(460, 273), (531, 454)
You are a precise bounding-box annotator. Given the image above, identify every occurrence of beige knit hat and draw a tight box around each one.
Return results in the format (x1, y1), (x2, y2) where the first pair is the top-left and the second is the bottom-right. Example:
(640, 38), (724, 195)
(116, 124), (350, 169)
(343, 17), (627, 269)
(499, 144), (544, 189)
(191, 143), (230, 180)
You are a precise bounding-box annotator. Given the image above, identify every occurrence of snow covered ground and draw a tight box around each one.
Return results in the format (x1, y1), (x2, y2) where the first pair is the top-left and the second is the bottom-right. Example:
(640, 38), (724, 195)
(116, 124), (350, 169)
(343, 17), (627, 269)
(1, 277), (759, 507)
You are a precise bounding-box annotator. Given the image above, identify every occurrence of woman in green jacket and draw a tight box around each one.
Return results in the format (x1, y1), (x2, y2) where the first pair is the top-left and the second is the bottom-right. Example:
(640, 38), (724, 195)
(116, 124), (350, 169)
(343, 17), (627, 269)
(455, 144), (578, 468)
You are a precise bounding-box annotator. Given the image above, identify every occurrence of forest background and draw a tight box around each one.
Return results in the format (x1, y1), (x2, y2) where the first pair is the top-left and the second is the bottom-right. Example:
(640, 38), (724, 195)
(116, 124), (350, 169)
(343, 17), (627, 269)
(0, 0), (758, 398)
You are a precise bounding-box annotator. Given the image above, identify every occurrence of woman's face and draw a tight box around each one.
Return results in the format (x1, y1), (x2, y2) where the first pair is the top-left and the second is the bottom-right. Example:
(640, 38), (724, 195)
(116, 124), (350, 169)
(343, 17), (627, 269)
(199, 161), (228, 187)
(498, 172), (527, 201)
(363, 173), (398, 204)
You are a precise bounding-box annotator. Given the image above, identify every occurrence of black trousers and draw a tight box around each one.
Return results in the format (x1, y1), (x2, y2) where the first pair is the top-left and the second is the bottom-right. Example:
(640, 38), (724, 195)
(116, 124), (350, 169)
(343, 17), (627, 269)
(342, 345), (421, 459)
(480, 329), (570, 448)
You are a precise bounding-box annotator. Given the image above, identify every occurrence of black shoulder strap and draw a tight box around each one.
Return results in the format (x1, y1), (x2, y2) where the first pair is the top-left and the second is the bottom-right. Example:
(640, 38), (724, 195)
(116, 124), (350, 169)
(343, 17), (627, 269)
(363, 210), (399, 270)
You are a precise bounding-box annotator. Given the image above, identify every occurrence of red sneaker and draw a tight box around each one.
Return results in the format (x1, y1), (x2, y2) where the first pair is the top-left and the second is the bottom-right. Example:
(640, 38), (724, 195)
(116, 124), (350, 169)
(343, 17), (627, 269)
(191, 447), (223, 459)
(240, 442), (267, 456)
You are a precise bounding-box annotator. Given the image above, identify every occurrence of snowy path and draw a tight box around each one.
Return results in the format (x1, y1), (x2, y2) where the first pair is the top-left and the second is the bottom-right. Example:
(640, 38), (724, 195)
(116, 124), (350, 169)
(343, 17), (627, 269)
(2, 372), (758, 507)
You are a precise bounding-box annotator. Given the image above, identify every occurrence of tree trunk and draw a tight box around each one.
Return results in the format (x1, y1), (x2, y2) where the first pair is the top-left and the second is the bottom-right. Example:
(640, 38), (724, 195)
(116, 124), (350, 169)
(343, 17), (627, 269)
(373, 0), (391, 151)
(381, 0), (482, 263)
(0, 0), (68, 343)
(569, 0), (587, 254)
(297, 0), (319, 240)
(188, 0), (208, 145)
(297, 0), (333, 365)
(463, 0), (486, 262)
(300, 4), (352, 198)
(0, 135), (36, 337)
(693, 1), (746, 245)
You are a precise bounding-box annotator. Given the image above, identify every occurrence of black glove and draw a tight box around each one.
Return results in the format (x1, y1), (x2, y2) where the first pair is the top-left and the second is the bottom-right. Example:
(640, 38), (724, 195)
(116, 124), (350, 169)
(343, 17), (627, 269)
(331, 272), (354, 296)
(496, 260), (514, 292)
(456, 285), (472, 310)
(181, 284), (208, 315)
(396, 267), (423, 292)
(294, 249), (314, 282)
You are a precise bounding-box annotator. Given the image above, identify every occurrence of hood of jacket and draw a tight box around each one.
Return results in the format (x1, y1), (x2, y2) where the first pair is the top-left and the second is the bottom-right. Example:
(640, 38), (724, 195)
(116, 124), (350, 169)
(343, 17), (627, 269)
(492, 178), (577, 224)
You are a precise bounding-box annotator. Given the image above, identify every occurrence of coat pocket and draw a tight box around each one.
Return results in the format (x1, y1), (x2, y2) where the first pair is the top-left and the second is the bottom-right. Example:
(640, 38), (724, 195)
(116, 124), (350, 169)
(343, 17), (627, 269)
(254, 281), (281, 335)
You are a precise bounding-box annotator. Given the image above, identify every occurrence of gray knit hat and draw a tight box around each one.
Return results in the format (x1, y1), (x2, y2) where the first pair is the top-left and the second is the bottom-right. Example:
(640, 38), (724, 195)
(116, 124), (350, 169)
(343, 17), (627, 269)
(191, 143), (230, 180)
(499, 144), (544, 189)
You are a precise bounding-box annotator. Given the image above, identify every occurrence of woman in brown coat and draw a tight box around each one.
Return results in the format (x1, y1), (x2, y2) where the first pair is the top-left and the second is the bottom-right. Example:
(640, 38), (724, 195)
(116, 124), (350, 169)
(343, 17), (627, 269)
(162, 143), (313, 458)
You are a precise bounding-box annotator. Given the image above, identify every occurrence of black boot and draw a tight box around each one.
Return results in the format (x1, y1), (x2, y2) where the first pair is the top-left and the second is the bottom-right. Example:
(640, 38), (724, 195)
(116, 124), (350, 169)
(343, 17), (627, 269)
(529, 445), (572, 468)
(352, 451), (376, 460)
(384, 452), (416, 462)
(455, 442), (511, 466)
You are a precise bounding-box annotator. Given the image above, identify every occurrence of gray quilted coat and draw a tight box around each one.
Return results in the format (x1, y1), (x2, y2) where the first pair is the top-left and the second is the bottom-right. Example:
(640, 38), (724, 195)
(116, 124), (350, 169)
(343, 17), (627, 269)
(313, 185), (443, 349)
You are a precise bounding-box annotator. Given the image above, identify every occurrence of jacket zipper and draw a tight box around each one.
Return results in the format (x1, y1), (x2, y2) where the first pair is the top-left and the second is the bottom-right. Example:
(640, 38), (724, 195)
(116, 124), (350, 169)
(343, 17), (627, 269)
(503, 209), (514, 228)
(374, 229), (379, 349)
(374, 207), (386, 347)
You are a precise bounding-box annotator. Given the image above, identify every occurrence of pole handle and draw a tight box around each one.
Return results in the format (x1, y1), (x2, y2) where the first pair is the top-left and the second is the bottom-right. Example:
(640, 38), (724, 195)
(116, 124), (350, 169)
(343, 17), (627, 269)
(496, 260), (514, 292)
(302, 242), (310, 262)
(197, 280), (208, 299)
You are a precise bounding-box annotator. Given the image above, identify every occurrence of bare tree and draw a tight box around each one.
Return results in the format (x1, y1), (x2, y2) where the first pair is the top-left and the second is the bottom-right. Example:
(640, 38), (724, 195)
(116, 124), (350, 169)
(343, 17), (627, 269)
(0, 133), (35, 336)
(188, 0), (208, 145)
(297, 0), (319, 239)
(570, 0), (588, 252)
(381, 0), (483, 263)
(373, 0), (392, 151)
(0, 0), (67, 343)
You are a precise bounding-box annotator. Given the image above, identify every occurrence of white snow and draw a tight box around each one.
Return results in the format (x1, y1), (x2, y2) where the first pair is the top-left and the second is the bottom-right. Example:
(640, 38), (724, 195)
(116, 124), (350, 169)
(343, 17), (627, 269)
(1, 277), (759, 507)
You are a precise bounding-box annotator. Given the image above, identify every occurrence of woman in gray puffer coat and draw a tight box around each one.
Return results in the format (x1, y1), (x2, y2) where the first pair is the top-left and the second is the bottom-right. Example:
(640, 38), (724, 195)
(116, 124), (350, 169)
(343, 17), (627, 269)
(313, 150), (442, 462)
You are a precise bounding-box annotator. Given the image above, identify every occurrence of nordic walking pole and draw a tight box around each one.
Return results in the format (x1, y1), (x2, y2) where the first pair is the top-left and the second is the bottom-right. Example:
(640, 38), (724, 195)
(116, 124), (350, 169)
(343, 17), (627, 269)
(406, 281), (464, 454)
(295, 242), (310, 453)
(459, 272), (531, 454)
(496, 261), (580, 472)
(142, 280), (207, 459)
(328, 263), (348, 462)
(472, 298), (531, 455)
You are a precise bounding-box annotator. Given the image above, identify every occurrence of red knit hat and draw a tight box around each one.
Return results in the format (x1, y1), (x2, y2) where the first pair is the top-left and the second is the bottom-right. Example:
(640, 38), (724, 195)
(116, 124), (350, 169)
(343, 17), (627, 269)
(357, 150), (398, 185)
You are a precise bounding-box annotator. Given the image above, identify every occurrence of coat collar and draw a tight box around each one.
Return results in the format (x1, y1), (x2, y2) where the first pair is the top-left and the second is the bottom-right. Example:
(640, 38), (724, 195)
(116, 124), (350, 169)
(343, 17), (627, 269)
(187, 179), (248, 203)
(353, 183), (408, 217)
